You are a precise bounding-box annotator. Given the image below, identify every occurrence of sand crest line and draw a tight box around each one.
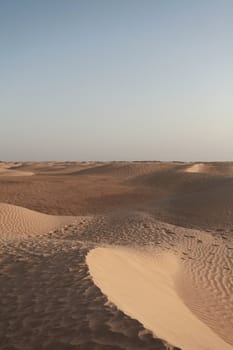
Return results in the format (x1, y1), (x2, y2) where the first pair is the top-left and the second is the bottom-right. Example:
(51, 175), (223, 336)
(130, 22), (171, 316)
(87, 247), (233, 350)
(0, 203), (74, 239)
(1, 200), (233, 349)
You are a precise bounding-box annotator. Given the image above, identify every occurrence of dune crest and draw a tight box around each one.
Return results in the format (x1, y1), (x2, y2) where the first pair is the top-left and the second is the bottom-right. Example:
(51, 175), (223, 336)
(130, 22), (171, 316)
(0, 163), (34, 176)
(185, 163), (205, 173)
(184, 162), (233, 175)
(0, 203), (74, 239)
(87, 247), (233, 350)
(1, 162), (233, 349)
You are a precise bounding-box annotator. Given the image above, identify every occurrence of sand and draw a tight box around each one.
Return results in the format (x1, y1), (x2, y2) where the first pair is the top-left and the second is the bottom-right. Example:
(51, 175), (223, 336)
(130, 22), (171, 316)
(0, 162), (34, 176)
(185, 163), (206, 173)
(0, 203), (74, 239)
(184, 162), (233, 175)
(87, 231), (233, 350)
(0, 161), (233, 350)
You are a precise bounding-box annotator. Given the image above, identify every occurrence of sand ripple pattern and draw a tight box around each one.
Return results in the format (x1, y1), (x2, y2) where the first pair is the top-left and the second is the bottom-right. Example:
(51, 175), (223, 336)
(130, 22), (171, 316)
(1, 203), (232, 349)
(176, 233), (233, 345)
(0, 203), (73, 239)
(79, 212), (233, 347)
(0, 204), (179, 350)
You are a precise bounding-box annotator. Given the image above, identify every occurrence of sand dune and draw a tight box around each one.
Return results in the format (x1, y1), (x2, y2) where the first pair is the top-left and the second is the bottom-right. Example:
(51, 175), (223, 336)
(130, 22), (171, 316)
(1, 162), (233, 350)
(157, 175), (233, 230)
(6, 161), (180, 178)
(6, 161), (97, 175)
(0, 203), (74, 239)
(0, 163), (34, 176)
(184, 162), (233, 175)
(185, 163), (206, 173)
(87, 219), (233, 350)
(0, 204), (178, 350)
(87, 247), (232, 350)
(72, 161), (171, 177)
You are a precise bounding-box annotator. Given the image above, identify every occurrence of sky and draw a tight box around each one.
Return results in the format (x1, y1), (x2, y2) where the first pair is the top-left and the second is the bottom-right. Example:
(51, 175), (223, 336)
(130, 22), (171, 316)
(1, 0), (233, 161)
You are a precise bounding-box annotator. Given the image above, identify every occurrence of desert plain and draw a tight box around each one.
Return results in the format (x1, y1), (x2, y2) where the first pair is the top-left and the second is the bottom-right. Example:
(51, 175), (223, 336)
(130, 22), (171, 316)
(0, 160), (233, 350)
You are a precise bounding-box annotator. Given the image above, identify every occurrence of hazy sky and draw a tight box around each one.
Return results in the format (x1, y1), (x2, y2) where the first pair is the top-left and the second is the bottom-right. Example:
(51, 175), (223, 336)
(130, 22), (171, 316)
(1, 0), (233, 161)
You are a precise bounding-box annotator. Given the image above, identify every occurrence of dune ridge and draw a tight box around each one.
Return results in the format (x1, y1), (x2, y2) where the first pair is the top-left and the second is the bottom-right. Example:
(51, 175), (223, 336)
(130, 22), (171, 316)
(0, 203), (74, 239)
(87, 214), (233, 350)
(0, 163), (34, 176)
(184, 162), (233, 175)
(87, 247), (233, 350)
(1, 161), (233, 350)
(0, 203), (179, 350)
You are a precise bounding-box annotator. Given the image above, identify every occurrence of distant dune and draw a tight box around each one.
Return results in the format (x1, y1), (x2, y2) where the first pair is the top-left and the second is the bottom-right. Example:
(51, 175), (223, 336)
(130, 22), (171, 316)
(0, 162), (34, 176)
(71, 161), (171, 177)
(184, 162), (233, 175)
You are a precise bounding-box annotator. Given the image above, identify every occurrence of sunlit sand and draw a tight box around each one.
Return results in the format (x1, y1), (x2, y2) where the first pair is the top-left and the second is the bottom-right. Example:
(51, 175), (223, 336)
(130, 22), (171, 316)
(0, 161), (233, 350)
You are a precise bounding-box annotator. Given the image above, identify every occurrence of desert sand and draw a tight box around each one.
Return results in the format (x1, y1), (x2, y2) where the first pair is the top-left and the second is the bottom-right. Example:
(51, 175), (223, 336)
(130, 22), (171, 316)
(0, 162), (34, 176)
(0, 161), (233, 350)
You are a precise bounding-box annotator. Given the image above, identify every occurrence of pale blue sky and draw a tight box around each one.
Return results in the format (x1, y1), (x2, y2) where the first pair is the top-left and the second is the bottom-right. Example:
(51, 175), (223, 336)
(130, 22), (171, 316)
(1, 0), (233, 161)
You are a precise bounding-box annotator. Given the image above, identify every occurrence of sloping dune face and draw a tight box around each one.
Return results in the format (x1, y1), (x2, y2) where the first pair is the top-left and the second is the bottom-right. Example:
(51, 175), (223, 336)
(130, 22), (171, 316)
(74, 162), (171, 178)
(185, 162), (233, 175)
(185, 163), (206, 173)
(0, 209), (180, 350)
(14, 161), (98, 175)
(0, 203), (73, 239)
(0, 163), (34, 176)
(87, 223), (233, 350)
(1, 162), (233, 350)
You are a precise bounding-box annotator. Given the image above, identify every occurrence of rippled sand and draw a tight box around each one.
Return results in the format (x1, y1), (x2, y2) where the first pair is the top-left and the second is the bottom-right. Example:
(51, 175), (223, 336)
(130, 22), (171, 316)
(0, 161), (233, 349)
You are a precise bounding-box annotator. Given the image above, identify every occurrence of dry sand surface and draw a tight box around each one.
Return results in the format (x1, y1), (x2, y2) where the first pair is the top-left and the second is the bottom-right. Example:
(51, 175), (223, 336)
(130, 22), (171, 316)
(0, 162), (34, 176)
(184, 162), (233, 176)
(0, 161), (233, 350)
(0, 203), (74, 239)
